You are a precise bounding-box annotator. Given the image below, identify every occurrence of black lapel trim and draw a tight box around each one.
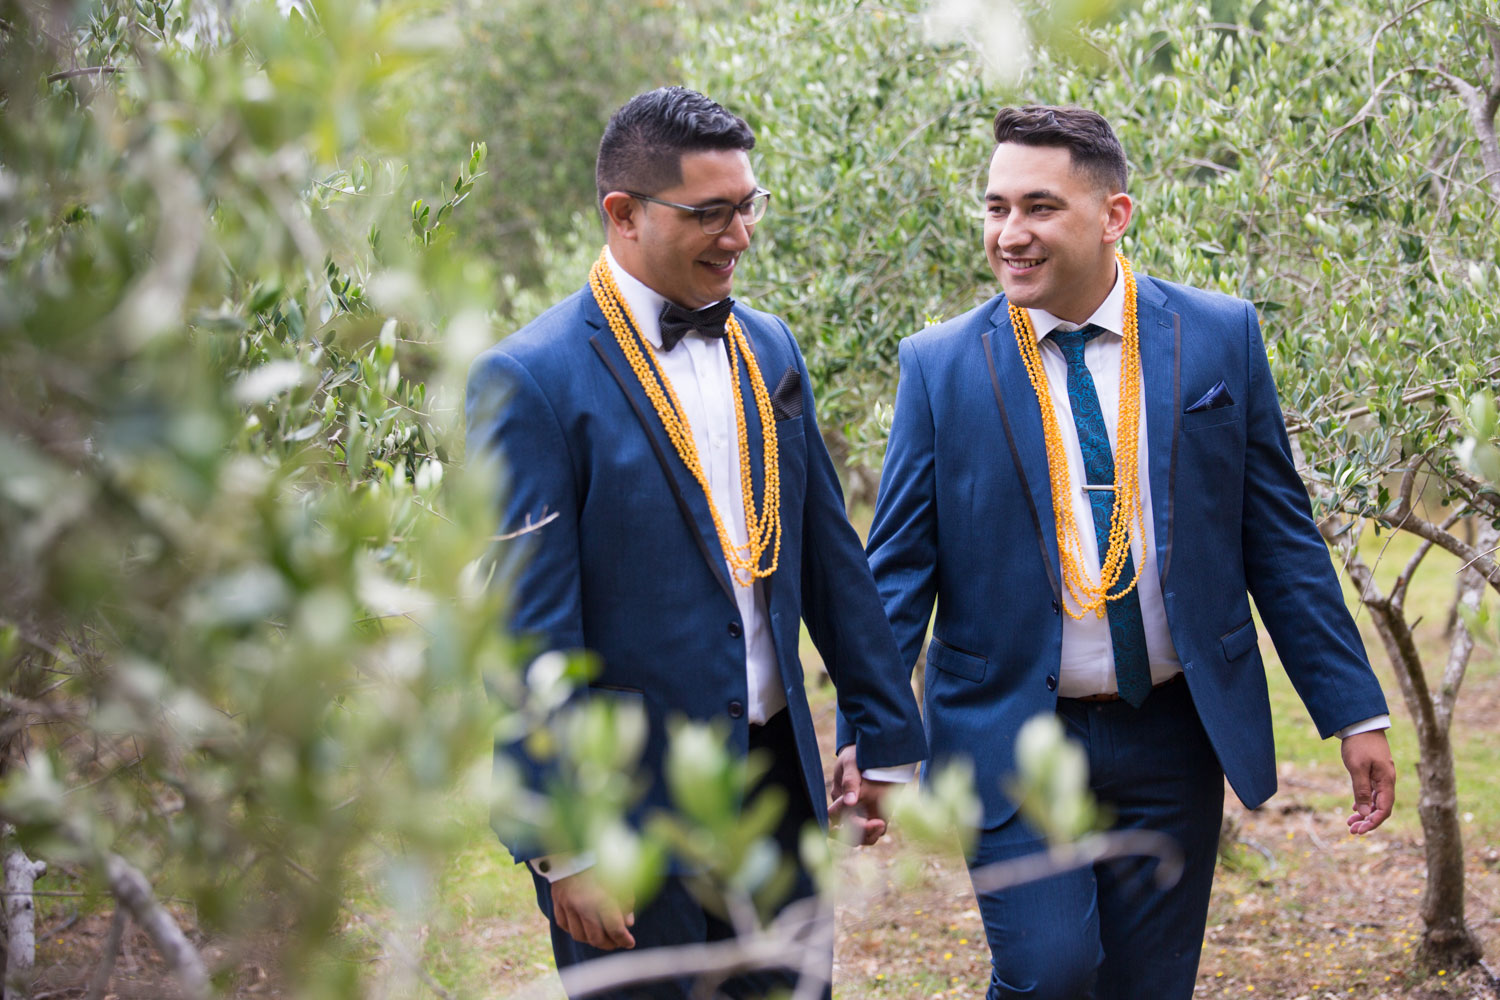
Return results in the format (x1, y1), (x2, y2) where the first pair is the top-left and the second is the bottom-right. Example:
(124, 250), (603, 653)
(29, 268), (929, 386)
(589, 336), (735, 602)
(1160, 312), (1182, 583)
(984, 330), (1063, 604)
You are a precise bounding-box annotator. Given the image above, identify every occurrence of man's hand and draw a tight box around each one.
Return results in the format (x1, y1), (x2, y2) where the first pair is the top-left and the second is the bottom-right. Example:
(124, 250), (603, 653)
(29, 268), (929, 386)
(828, 744), (891, 846)
(1341, 729), (1395, 835)
(549, 871), (636, 951)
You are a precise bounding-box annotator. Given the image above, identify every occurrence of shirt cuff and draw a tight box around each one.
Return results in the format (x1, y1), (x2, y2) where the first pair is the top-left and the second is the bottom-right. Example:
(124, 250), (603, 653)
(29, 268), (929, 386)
(860, 762), (919, 783)
(1334, 715), (1391, 739)
(529, 852), (596, 883)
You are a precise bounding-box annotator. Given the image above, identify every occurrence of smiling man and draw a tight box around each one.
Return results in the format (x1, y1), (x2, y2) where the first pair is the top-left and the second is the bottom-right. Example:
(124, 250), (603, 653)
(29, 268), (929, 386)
(466, 87), (926, 999)
(860, 105), (1396, 998)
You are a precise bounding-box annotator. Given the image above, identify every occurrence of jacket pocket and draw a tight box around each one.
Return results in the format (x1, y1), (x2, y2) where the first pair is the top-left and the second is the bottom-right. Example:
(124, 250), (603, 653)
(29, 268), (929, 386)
(927, 637), (987, 683)
(1184, 404), (1240, 430)
(1219, 618), (1258, 660)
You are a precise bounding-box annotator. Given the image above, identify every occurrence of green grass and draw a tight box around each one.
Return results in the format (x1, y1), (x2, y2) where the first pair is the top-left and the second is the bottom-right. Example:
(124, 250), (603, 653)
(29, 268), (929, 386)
(1261, 526), (1500, 837)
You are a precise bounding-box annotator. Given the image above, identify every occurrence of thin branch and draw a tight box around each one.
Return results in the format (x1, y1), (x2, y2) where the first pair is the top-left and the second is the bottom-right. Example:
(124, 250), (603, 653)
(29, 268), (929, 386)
(491, 509), (561, 542)
(344, 909), (456, 1000)
(0, 620), (75, 665)
(83, 907), (128, 1000)
(1340, 540), (1440, 746)
(102, 853), (209, 1000)
(1448, 465), (1500, 512)
(548, 896), (830, 1000)
(1369, 0), (1445, 86)
(1455, 539), (1500, 575)
(1280, 363), (1500, 435)
(1435, 521), (1496, 732)
(967, 829), (1183, 894)
(507, 829), (1180, 1000)
(1486, 21), (1500, 104)
(1374, 503), (1500, 592)
(45, 66), (122, 83)
(1388, 456), (1437, 607)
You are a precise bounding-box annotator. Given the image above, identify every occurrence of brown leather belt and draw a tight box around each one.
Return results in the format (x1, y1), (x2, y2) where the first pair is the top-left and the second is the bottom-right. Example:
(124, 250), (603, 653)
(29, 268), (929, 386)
(1065, 671), (1184, 703)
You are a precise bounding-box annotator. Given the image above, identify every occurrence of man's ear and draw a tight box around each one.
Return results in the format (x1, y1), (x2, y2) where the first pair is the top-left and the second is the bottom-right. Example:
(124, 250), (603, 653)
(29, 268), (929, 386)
(601, 192), (640, 240)
(1102, 191), (1133, 245)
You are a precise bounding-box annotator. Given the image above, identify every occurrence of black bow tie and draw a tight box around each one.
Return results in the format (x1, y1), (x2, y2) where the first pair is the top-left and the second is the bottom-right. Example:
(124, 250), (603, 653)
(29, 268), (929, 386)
(658, 298), (735, 352)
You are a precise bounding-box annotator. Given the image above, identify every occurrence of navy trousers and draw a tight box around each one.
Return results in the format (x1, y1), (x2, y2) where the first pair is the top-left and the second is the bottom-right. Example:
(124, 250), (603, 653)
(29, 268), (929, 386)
(969, 677), (1225, 1000)
(532, 709), (828, 999)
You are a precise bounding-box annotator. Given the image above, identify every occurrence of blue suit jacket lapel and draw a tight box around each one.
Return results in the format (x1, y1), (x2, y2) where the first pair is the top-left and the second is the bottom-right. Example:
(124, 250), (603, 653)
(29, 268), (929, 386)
(1135, 277), (1181, 584)
(582, 287), (736, 601)
(983, 301), (1063, 603)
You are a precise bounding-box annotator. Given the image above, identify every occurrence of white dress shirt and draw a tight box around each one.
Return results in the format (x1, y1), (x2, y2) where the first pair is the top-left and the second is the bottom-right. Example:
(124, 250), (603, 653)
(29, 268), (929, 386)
(605, 247), (785, 725)
(1025, 264), (1387, 737)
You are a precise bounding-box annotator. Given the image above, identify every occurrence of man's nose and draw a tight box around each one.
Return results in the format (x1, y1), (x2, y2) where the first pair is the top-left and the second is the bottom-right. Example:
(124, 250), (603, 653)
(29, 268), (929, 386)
(997, 212), (1030, 252)
(717, 211), (753, 250)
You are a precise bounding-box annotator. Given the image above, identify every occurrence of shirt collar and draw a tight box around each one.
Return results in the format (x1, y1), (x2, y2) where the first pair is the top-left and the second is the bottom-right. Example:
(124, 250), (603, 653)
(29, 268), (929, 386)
(604, 246), (667, 348)
(603, 246), (729, 350)
(1025, 260), (1126, 342)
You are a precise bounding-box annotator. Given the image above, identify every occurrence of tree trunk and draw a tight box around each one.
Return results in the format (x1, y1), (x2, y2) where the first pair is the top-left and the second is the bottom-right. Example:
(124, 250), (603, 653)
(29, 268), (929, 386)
(3, 837), (46, 1000)
(1413, 742), (1482, 968)
(1334, 519), (1486, 970)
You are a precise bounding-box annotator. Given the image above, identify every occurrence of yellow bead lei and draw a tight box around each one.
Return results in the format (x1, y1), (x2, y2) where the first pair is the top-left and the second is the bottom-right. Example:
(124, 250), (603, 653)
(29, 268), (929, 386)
(589, 250), (781, 587)
(1009, 252), (1148, 621)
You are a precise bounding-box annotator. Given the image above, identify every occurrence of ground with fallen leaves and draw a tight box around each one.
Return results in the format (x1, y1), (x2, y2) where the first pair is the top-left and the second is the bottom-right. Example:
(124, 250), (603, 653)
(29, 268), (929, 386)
(829, 764), (1500, 999)
(34, 703), (1500, 1000)
(29, 550), (1500, 998)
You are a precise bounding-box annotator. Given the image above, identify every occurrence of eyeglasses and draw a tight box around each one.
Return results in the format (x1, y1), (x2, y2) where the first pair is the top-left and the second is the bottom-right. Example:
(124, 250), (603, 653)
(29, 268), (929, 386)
(625, 188), (771, 234)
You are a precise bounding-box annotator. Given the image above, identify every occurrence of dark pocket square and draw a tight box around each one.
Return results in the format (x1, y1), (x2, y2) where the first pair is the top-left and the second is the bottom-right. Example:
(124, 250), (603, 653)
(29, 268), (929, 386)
(1185, 380), (1234, 413)
(770, 367), (802, 421)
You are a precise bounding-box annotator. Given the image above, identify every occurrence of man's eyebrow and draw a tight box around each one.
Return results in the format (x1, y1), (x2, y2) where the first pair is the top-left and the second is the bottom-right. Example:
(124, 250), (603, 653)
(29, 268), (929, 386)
(692, 188), (759, 209)
(986, 189), (1067, 203)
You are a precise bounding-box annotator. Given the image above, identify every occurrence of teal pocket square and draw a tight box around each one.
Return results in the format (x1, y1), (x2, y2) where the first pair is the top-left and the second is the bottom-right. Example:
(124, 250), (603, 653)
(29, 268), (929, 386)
(1185, 380), (1234, 412)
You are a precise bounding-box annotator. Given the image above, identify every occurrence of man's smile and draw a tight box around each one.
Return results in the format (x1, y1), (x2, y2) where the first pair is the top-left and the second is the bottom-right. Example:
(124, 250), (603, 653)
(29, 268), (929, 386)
(699, 254), (738, 276)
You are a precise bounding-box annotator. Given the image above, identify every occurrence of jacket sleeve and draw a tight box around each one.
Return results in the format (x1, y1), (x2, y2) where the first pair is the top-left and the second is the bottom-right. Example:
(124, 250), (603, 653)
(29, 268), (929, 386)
(785, 324), (928, 770)
(1237, 302), (1389, 734)
(466, 347), (586, 861)
(836, 336), (940, 755)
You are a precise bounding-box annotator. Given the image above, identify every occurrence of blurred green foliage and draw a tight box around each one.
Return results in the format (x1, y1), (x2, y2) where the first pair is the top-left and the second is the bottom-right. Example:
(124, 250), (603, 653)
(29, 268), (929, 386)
(404, 0), (762, 289)
(0, 0), (520, 992)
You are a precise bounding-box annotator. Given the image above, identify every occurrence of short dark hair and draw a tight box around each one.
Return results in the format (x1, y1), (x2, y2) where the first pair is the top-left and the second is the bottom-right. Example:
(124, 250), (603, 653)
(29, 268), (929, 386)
(596, 87), (756, 210)
(992, 106), (1127, 193)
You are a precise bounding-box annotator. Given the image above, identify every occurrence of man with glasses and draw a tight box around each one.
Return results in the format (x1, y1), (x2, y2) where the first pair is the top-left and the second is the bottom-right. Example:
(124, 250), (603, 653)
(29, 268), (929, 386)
(467, 86), (926, 998)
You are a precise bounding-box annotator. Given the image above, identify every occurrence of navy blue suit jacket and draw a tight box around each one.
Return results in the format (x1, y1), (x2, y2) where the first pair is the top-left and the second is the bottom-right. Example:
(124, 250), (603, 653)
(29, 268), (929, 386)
(467, 285), (928, 862)
(850, 274), (1388, 830)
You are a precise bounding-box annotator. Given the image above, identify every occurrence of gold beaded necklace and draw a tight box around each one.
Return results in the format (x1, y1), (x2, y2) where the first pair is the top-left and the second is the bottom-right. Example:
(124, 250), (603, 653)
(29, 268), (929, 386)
(589, 250), (781, 586)
(1009, 252), (1147, 620)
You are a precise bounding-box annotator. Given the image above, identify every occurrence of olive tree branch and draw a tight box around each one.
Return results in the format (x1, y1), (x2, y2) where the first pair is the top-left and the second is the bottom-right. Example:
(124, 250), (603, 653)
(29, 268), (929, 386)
(45, 66), (122, 83)
(502, 830), (1178, 1000)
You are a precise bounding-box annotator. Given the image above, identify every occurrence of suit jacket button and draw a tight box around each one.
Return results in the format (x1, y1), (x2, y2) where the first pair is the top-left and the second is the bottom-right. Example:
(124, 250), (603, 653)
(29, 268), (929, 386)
(728, 621), (743, 638)
(1046, 674), (1058, 691)
(1051, 600), (1060, 615)
(728, 700), (744, 718)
